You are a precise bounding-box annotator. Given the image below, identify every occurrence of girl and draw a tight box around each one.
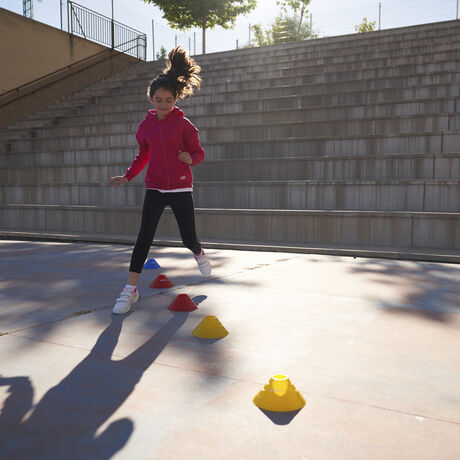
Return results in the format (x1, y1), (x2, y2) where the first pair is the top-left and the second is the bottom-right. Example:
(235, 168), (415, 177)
(110, 46), (211, 315)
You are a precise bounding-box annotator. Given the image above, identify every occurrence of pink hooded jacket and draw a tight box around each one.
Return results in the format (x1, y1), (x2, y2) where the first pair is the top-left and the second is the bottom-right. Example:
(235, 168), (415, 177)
(124, 107), (205, 190)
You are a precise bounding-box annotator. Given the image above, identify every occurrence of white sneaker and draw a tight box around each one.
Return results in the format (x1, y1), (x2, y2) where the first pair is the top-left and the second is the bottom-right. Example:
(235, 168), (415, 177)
(194, 250), (212, 276)
(112, 286), (139, 314)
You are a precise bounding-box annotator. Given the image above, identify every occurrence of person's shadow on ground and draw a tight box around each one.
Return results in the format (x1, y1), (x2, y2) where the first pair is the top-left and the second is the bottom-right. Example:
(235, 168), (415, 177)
(0, 312), (189, 459)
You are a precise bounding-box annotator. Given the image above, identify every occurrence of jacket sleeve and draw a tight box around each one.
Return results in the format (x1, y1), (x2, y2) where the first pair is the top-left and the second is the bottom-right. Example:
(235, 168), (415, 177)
(124, 125), (150, 181)
(184, 121), (205, 166)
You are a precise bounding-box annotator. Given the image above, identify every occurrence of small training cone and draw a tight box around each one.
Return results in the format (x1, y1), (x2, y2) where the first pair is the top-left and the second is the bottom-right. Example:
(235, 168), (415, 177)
(144, 258), (161, 269)
(192, 316), (228, 339)
(168, 294), (197, 312)
(150, 275), (174, 289)
(253, 374), (306, 412)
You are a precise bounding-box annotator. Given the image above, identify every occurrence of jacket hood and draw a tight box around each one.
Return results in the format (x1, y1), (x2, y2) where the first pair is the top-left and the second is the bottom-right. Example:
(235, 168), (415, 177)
(146, 106), (184, 123)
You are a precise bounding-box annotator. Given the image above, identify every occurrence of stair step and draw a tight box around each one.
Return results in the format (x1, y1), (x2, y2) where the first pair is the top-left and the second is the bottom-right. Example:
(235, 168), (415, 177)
(15, 68), (460, 126)
(66, 53), (460, 100)
(3, 153), (460, 177)
(2, 114), (458, 146)
(8, 97), (458, 135)
(94, 40), (460, 87)
(1, 204), (458, 251)
(15, 76), (460, 130)
(2, 131), (459, 157)
(3, 152), (459, 181)
(2, 181), (459, 212)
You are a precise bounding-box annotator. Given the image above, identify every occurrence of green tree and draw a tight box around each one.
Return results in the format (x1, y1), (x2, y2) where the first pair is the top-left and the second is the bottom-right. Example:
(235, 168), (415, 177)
(277, 0), (310, 29)
(251, 3), (316, 47)
(155, 46), (167, 60)
(354, 17), (376, 33)
(144, 0), (257, 54)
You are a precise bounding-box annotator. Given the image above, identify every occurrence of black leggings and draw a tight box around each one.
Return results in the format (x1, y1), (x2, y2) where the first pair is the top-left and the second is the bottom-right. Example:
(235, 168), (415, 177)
(129, 190), (202, 273)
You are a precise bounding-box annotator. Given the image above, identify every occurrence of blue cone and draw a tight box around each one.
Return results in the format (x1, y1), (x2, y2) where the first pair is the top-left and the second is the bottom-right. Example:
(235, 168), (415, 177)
(143, 258), (161, 269)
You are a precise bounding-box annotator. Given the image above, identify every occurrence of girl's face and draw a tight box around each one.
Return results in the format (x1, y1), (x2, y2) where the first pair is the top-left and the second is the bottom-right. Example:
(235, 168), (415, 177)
(150, 88), (177, 119)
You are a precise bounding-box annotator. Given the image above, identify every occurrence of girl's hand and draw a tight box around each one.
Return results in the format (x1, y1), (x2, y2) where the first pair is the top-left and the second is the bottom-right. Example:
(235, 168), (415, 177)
(110, 176), (128, 186)
(178, 151), (192, 165)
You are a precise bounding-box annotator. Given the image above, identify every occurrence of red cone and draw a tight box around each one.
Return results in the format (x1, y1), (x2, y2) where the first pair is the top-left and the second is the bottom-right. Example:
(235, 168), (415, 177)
(150, 275), (174, 289)
(168, 294), (197, 312)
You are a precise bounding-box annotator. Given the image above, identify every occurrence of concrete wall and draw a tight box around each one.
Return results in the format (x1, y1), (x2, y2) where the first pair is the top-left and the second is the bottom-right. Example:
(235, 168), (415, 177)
(0, 8), (139, 127)
(1, 8), (112, 92)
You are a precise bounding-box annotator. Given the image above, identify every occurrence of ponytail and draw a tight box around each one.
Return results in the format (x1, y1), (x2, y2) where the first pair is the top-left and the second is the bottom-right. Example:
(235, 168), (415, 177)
(147, 46), (201, 100)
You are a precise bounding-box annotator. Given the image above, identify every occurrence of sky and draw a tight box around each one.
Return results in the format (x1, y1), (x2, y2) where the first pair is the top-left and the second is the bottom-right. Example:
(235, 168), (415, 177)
(1, 0), (458, 60)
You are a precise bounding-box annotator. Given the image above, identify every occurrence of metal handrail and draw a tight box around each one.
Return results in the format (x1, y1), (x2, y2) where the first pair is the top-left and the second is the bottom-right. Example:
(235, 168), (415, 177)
(0, 38), (140, 107)
(68, 1), (146, 59)
(69, 2), (145, 36)
(70, 3), (86, 38)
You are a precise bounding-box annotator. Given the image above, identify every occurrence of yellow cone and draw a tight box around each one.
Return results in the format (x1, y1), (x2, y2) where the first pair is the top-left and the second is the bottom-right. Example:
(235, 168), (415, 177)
(192, 316), (228, 339)
(253, 374), (306, 412)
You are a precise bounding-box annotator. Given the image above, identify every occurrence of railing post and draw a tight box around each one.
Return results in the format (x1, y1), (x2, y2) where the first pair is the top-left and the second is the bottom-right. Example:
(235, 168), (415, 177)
(152, 19), (155, 60)
(111, 0), (114, 49)
(67, 0), (70, 34)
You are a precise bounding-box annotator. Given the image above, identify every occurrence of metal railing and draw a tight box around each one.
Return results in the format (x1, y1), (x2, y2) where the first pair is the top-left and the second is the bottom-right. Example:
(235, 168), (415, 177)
(68, 1), (147, 60)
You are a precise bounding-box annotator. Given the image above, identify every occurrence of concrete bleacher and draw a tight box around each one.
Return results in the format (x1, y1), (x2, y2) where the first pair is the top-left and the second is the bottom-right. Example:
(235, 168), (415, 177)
(1, 20), (459, 261)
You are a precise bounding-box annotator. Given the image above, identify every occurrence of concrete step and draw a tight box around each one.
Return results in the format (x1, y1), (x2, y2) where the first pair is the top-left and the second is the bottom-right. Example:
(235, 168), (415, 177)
(1, 227), (459, 263)
(183, 21), (460, 63)
(52, 97), (460, 127)
(2, 130), (459, 158)
(20, 58), (460, 110)
(18, 74), (460, 127)
(192, 180), (460, 212)
(65, 38), (460, 90)
(194, 154), (460, 181)
(56, 83), (460, 119)
(32, 66), (460, 124)
(13, 96), (460, 135)
(5, 97), (458, 141)
(150, 26), (460, 69)
(3, 152), (459, 181)
(195, 115), (457, 143)
(0, 146), (138, 167)
(2, 113), (458, 148)
(105, 25), (460, 77)
(93, 39), (460, 87)
(204, 131), (460, 158)
(197, 37), (460, 69)
(2, 180), (459, 212)
(68, 52), (460, 100)
(16, 75), (460, 129)
(1, 204), (458, 250)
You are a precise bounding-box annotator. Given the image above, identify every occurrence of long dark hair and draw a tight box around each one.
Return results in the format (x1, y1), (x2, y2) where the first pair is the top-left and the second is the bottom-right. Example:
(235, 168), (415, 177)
(147, 46), (201, 100)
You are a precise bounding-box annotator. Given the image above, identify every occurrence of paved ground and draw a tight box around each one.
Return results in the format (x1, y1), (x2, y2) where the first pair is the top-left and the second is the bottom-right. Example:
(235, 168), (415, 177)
(0, 240), (459, 460)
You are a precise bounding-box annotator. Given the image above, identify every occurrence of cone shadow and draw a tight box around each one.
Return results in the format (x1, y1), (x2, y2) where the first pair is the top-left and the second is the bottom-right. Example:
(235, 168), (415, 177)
(192, 337), (223, 345)
(258, 408), (302, 425)
(191, 295), (207, 306)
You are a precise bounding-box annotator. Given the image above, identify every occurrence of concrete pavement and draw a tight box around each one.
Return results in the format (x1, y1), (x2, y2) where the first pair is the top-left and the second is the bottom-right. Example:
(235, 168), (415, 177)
(0, 240), (459, 459)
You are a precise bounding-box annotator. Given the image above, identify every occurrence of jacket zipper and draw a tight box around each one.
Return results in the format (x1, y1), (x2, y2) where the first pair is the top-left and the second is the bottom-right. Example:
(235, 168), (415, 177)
(159, 120), (170, 189)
